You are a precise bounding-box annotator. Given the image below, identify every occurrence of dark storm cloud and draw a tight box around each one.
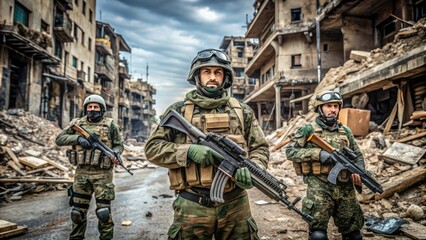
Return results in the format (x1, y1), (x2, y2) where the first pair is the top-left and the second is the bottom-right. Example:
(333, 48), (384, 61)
(97, 0), (254, 115)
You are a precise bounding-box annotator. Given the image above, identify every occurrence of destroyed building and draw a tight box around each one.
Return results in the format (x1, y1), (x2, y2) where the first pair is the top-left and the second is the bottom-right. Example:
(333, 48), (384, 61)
(0, 0), (157, 139)
(241, 0), (426, 134)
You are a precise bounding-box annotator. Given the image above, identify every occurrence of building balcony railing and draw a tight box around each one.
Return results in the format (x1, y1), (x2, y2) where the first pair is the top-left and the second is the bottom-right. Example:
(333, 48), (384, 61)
(130, 99), (142, 108)
(77, 70), (86, 82)
(95, 63), (115, 82)
(96, 38), (113, 56)
(56, 0), (73, 10)
(118, 97), (130, 108)
(0, 23), (59, 62)
(143, 109), (156, 116)
(101, 91), (115, 107)
(119, 65), (131, 79)
(54, 14), (73, 42)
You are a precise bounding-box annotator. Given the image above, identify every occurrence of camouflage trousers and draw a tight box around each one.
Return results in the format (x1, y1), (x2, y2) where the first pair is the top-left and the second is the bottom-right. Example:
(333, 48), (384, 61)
(167, 191), (260, 240)
(302, 175), (364, 234)
(70, 166), (115, 240)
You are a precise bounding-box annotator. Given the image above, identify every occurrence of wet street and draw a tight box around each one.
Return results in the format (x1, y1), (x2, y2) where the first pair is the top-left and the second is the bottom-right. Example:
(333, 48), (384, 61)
(0, 168), (175, 240)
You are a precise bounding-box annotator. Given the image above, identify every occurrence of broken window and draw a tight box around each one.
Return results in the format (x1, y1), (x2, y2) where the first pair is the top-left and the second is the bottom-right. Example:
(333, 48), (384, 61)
(291, 8), (302, 22)
(13, 2), (30, 27)
(72, 56), (78, 68)
(82, 1), (86, 15)
(414, 0), (426, 21)
(323, 43), (329, 52)
(234, 41), (245, 47)
(74, 23), (79, 41)
(291, 54), (302, 68)
(54, 39), (62, 59)
(41, 20), (49, 34)
(233, 67), (245, 77)
(89, 9), (93, 23)
(238, 51), (243, 58)
(88, 37), (92, 51)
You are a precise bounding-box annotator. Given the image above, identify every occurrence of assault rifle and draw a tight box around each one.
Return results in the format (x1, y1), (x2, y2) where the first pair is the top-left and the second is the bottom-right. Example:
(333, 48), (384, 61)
(161, 110), (313, 223)
(71, 124), (133, 175)
(307, 133), (383, 193)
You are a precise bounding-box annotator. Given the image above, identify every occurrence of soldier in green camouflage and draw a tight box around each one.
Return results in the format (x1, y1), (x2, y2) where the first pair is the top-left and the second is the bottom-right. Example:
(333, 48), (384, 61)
(145, 49), (269, 239)
(56, 94), (124, 240)
(286, 91), (365, 240)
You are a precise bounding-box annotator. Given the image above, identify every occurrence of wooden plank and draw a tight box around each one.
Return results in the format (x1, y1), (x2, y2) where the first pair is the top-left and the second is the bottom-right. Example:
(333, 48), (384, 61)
(374, 166), (426, 200)
(0, 220), (17, 232)
(0, 225), (27, 239)
(400, 222), (426, 240)
(2, 147), (23, 169)
(26, 166), (55, 174)
(380, 142), (426, 165)
(411, 110), (426, 120)
(384, 102), (398, 134)
(41, 156), (69, 172)
(398, 132), (426, 143)
(18, 156), (47, 169)
(6, 161), (26, 176)
(0, 178), (73, 184)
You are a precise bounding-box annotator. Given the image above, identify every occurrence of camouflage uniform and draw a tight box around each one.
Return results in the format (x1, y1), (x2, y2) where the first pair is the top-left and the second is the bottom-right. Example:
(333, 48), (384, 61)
(286, 117), (365, 235)
(145, 90), (269, 240)
(56, 116), (123, 240)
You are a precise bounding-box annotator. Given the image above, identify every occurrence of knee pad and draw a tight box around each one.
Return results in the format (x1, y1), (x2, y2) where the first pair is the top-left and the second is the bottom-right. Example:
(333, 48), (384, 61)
(96, 207), (111, 223)
(71, 208), (85, 224)
(342, 230), (362, 240)
(310, 230), (328, 240)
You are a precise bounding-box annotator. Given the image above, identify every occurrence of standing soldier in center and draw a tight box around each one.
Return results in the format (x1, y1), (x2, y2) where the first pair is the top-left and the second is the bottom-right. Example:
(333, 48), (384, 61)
(145, 48), (269, 239)
(286, 90), (365, 240)
(56, 94), (123, 240)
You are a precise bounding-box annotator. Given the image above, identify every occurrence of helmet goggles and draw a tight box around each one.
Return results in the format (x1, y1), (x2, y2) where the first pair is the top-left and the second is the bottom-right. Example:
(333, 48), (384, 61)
(191, 49), (231, 67)
(317, 92), (342, 102)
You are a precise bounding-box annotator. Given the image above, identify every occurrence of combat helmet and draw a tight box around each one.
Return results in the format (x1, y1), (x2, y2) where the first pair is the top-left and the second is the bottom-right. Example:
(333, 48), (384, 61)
(187, 49), (234, 97)
(314, 90), (343, 125)
(83, 94), (106, 114)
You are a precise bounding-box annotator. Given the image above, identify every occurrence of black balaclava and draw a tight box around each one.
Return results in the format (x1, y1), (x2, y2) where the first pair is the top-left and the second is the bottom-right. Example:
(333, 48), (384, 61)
(87, 110), (103, 122)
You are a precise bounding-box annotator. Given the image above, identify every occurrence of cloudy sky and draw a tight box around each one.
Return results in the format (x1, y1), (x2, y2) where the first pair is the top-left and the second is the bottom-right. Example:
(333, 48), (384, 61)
(96, 0), (254, 117)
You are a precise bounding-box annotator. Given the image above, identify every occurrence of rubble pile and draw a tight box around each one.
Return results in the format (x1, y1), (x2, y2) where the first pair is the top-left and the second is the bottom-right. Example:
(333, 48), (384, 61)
(309, 17), (426, 109)
(0, 109), (151, 202)
(266, 120), (426, 237)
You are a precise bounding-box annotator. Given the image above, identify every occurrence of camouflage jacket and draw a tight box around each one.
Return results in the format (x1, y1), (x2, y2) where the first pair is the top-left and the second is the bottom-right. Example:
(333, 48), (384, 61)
(55, 116), (124, 153)
(145, 91), (269, 170)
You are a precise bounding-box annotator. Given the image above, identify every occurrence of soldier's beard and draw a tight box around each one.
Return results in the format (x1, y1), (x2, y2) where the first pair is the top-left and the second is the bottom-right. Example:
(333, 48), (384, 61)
(87, 111), (103, 122)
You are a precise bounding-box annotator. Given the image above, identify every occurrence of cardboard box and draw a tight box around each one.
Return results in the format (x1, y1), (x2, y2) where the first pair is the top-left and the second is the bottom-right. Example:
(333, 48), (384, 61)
(339, 108), (371, 136)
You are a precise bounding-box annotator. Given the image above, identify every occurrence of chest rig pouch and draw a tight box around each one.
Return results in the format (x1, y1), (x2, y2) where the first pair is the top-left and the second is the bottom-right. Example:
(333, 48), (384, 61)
(295, 122), (351, 182)
(168, 98), (246, 191)
(73, 117), (114, 169)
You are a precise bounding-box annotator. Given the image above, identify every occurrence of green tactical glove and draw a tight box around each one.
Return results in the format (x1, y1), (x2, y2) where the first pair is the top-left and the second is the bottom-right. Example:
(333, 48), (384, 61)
(187, 145), (222, 167)
(235, 167), (253, 189)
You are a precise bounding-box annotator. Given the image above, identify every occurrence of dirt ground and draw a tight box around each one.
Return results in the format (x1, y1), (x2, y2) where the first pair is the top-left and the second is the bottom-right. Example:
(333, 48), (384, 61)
(0, 167), (421, 239)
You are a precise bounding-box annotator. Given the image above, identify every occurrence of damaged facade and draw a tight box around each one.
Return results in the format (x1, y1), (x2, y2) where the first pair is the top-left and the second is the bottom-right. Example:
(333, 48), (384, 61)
(242, 0), (426, 133)
(0, 0), (157, 138)
(219, 36), (257, 100)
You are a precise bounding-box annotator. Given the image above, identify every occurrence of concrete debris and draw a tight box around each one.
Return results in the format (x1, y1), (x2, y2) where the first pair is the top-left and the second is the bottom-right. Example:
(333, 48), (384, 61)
(0, 109), (150, 202)
(310, 17), (426, 110)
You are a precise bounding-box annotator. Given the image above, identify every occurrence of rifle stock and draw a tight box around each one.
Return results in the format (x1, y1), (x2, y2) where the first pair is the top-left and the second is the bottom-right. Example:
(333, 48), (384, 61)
(307, 133), (383, 193)
(161, 110), (313, 223)
(71, 124), (133, 175)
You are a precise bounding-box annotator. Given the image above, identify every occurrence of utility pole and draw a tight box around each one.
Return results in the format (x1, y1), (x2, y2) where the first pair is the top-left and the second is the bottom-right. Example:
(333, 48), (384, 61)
(316, 0), (322, 83)
(146, 62), (149, 83)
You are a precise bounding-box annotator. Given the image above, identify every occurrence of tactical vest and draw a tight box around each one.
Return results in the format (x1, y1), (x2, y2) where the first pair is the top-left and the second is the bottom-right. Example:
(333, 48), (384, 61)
(72, 116), (114, 169)
(294, 121), (351, 182)
(168, 97), (246, 191)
